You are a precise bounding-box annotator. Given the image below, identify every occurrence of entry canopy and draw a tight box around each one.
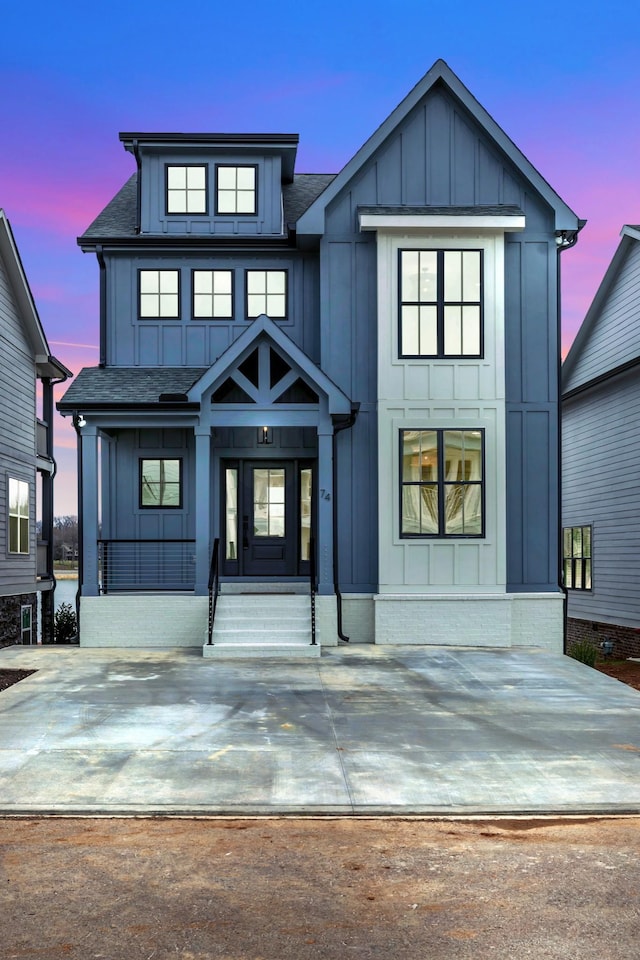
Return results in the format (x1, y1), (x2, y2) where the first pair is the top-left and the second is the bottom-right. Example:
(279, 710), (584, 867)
(188, 314), (352, 415)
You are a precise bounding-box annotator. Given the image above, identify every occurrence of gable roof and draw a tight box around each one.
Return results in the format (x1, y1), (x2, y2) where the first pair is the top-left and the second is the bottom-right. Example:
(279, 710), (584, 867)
(296, 59), (581, 236)
(562, 225), (640, 396)
(0, 210), (71, 380)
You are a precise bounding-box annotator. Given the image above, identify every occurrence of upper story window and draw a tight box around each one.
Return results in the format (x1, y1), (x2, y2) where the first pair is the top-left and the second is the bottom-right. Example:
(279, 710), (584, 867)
(399, 249), (483, 358)
(139, 270), (180, 319)
(400, 429), (484, 537)
(8, 477), (29, 554)
(192, 270), (233, 319)
(563, 525), (592, 590)
(246, 270), (287, 319)
(166, 165), (207, 214)
(140, 459), (183, 509)
(216, 165), (257, 215)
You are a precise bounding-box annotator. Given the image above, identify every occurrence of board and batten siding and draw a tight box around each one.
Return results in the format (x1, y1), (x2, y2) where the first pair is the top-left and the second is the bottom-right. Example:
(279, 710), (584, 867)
(0, 252), (38, 594)
(563, 370), (640, 628)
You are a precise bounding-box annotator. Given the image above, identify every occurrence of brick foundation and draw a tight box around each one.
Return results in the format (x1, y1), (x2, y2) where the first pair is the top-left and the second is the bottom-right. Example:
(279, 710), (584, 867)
(0, 593), (38, 648)
(567, 617), (640, 660)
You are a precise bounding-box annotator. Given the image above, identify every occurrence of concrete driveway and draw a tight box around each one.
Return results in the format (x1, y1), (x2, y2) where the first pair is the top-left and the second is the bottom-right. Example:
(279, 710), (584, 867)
(1, 644), (639, 815)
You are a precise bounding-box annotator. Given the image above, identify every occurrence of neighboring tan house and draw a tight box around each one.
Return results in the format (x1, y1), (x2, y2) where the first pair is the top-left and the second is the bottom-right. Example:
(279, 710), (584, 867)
(0, 210), (70, 646)
(58, 59), (582, 654)
(562, 225), (640, 658)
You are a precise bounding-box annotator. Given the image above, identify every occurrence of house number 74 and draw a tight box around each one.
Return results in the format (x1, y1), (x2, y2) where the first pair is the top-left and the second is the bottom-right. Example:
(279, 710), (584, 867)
(320, 489), (331, 501)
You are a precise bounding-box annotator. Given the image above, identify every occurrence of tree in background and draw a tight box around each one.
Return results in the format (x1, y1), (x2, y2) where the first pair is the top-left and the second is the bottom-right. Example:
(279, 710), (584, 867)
(53, 516), (78, 563)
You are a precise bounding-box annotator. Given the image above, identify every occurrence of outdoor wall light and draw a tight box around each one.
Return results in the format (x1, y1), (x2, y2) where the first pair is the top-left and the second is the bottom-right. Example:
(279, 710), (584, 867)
(258, 426), (273, 445)
(73, 413), (87, 428)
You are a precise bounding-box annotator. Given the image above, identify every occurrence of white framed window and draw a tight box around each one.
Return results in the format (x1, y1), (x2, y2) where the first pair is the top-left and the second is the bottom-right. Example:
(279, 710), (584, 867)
(139, 270), (180, 319)
(8, 477), (29, 554)
(192, 270), (233, 319)
(400, 429), (484, 537)
(166, 165), (207, 214)
(246, 270), (287, 319)
(399, 249), (483, 357)
(216, 165), (257, 215)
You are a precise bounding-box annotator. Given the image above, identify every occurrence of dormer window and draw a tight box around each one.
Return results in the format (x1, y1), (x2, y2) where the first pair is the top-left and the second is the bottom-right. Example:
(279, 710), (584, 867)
(166, 165), (207, 214)
(216, 165), (257, 215)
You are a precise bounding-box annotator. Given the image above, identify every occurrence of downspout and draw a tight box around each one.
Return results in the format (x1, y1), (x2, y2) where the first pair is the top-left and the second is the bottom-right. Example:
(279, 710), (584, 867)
(97, 246), (106, 367)
(331, 403), (360, 642)
(556, 228), (581, 655)
(72, 413), (84, 643)
(132, 139), (142, 234)
(41, 375), (65, 643)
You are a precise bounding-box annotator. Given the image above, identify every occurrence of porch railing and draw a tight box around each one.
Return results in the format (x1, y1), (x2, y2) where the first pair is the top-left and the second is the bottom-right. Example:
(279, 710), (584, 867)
(309, 537), (317, 646)
(207, 538), (220, 645)
(98, 539), (196, 594)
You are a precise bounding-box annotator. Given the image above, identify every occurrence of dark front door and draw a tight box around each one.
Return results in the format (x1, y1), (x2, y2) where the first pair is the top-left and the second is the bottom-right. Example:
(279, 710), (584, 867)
(222, 460), (313, 578)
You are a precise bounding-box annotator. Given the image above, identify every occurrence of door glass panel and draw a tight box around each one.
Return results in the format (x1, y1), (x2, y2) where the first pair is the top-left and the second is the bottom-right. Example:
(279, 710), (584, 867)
(300, 468), (312, 561)
(225, 468), (238, 560)
(254, 468), (285, 537)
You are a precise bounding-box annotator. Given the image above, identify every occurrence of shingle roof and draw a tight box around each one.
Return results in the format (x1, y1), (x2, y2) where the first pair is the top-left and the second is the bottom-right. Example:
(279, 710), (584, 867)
(58, 366), (207, 408)
(357, 204), (525, 217)
(79, 173), (336, 242)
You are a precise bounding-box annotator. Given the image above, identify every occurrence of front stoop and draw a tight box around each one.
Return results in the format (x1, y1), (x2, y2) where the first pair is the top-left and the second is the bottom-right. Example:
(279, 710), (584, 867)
(203, 592), (320, 658)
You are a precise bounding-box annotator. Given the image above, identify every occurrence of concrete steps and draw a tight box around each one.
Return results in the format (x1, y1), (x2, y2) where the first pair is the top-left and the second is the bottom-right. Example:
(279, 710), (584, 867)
(203, 591), (319, 658)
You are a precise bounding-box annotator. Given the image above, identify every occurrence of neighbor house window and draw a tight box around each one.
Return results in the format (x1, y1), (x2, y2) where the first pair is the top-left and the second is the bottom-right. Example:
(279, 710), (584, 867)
(399, 249), (482, 357)
(246, 270), (287, 319)
(8, 477), (29, 554)
(166, 165), (207, 214)
(192, 270), (233, 319)
(563, 525), (592, 590)
(139, 270), (180, 319)
(400, 429), (484, 537)
(216, 165), (257, 215)
(140, 459), (182, 508)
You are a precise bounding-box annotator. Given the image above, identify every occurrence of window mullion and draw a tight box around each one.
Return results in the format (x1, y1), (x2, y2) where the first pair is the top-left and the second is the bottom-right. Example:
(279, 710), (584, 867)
(436, 252), (445, 358)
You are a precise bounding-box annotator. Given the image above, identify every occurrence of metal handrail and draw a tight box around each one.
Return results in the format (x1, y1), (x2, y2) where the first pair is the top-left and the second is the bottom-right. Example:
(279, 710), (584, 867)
(309, 537), (317, 646)
(97, 538), (196, 594)
(207, 537), (220, 645)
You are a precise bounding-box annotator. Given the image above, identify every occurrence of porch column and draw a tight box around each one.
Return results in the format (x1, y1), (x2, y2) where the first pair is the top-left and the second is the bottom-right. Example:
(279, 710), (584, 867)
(80, 425), (99, 597)
(316, 426), (334, 594)
(194, 426), (212, 596)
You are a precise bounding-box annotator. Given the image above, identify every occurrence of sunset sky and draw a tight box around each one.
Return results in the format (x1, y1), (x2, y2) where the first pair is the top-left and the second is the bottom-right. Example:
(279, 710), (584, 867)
(2, 0), (640, 515)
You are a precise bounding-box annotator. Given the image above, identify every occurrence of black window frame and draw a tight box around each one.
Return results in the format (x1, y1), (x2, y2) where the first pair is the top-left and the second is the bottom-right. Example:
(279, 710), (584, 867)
(191, 268), (234, 320)
(398, 248), (484, 359)
(563, 524), (592, 591)
(138, 268), (181, 320)
(245, 268), (288, 321)
(399, 428), (485, 539)
(165, 163), (208, 216)
(215, 164), (258, 216)
(139, 458), (184, 510)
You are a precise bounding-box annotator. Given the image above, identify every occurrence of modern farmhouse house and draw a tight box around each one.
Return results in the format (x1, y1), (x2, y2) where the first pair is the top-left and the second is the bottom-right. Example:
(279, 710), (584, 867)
(58, 60), (582, 653)
(0, 209), (70, 646)
(562, 225), (640, 658)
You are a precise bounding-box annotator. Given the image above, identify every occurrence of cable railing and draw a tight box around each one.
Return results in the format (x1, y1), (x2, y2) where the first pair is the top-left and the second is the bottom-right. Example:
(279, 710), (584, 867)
(98, 539), (196, 594)
(309, 537), (317, 646)
(207, 538), (220, 646)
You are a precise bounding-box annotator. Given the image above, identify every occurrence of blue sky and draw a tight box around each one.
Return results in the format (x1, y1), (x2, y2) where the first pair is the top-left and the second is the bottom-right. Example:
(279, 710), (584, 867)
(2, 0), (640, 514)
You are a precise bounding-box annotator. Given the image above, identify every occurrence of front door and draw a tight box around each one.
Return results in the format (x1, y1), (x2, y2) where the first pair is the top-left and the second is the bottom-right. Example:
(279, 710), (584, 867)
(222, 460), (313, 577)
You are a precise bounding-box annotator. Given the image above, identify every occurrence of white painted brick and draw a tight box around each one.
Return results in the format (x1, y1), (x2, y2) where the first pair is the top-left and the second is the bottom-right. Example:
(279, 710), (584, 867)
(80, 596), (208, 647)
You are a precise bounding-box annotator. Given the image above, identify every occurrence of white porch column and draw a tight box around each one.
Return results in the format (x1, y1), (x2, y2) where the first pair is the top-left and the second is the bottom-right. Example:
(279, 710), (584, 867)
(80, 425), (99, 597)
(316, 426), (334, 595)
(194, 426), (212, 596)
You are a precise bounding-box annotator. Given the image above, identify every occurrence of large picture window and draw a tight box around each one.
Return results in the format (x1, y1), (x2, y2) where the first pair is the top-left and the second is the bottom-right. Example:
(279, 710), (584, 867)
(563, 525), (592, 590)
(140, 459), (182, 509)
(246, 270), (287, 319)
(192, 270), (233, 319)
(400, 429), (484, 537)
(8, 477), (29, 554)
(139, 270), (180, 319)
(216, 165), (257, 215)
(166, 165), (207, 214)
(399, 249), (482, 357)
